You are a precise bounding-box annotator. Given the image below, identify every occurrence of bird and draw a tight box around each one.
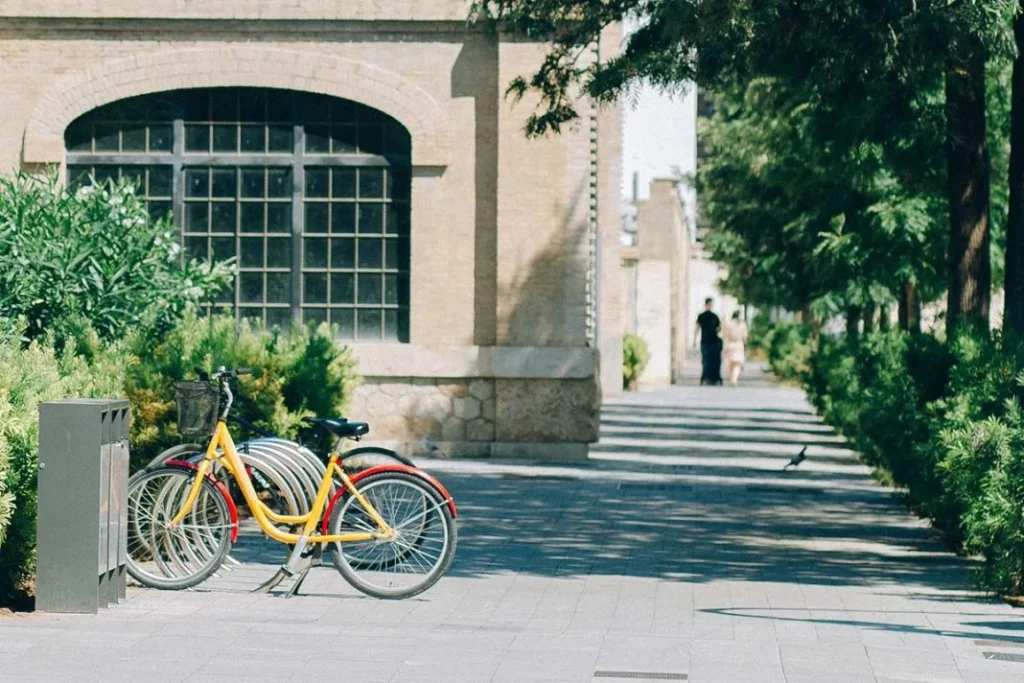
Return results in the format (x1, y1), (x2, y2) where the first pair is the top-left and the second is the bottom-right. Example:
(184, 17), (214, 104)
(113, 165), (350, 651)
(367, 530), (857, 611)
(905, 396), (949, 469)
(783, 446), (808, 471)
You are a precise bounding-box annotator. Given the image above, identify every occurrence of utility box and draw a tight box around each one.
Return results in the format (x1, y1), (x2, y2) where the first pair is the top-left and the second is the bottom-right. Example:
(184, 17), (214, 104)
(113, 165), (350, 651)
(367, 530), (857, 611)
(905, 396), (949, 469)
(36, 399), (130, 613)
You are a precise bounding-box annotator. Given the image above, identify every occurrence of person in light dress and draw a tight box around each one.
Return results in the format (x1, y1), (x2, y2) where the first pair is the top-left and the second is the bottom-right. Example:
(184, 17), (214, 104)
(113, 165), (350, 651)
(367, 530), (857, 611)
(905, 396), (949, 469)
(723, 311), (748, 387)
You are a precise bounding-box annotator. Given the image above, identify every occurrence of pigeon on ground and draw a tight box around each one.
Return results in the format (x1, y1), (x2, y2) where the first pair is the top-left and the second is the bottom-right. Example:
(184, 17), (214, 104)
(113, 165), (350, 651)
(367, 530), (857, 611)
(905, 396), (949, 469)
(783, 446), (808, 471)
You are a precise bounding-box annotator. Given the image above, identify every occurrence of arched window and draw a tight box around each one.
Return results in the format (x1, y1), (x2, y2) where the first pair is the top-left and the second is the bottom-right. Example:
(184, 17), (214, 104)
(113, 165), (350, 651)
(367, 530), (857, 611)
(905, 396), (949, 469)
(65, 88), (411, 342)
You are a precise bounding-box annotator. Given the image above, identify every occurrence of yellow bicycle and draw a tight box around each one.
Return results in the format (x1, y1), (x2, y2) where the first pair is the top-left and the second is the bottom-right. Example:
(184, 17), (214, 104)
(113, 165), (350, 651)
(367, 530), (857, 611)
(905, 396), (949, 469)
(126, 367), (458, 599)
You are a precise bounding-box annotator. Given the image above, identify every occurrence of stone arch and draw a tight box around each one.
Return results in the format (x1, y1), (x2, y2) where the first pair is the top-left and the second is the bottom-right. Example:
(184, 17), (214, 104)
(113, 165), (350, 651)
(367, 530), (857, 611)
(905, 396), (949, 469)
(23, 46), (450, 167)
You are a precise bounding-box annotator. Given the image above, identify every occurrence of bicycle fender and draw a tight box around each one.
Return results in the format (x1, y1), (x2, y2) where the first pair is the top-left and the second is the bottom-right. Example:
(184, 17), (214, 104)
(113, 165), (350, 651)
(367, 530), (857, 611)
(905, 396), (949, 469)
(320, 465), (457, 535)
(163, 459), (240, 542)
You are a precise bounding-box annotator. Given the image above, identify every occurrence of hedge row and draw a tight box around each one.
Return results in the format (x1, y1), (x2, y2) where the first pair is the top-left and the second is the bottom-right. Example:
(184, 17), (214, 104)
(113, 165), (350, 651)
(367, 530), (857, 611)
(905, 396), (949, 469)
(772, 325), (1024, 594)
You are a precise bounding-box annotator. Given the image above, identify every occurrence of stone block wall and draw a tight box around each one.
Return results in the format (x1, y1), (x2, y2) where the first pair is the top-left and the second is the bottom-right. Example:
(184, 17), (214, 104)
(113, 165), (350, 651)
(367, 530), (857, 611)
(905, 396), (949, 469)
(350, 373), (599, 461)
(350, 378), (497, 450)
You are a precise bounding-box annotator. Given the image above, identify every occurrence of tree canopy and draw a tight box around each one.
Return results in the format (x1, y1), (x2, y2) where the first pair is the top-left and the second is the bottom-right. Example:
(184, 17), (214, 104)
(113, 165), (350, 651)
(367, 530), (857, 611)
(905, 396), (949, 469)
(475, 0), (1019, 332)
(473, 1), (1014, 137)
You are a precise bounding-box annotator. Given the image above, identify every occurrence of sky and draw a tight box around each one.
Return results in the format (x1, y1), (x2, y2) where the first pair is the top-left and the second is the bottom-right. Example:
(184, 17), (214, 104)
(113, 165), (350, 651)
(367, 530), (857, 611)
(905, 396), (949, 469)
(621, 83), (698, 232)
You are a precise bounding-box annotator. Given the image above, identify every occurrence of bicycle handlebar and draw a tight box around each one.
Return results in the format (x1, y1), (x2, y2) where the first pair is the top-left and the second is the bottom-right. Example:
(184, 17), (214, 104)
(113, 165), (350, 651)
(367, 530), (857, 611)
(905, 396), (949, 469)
(194, 366), (253, 381)
(189, 366), (253, 420)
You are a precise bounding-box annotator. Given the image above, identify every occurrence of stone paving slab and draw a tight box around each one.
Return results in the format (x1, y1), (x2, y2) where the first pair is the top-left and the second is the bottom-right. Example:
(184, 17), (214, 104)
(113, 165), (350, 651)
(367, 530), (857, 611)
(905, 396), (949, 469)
(3, 381), (1024, 682)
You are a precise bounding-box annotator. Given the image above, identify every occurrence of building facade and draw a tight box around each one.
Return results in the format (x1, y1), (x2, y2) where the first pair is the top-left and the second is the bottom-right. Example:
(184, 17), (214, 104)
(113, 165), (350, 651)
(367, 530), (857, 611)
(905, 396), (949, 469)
(621, 178), (692, 386)
(0, 2), (623, 460)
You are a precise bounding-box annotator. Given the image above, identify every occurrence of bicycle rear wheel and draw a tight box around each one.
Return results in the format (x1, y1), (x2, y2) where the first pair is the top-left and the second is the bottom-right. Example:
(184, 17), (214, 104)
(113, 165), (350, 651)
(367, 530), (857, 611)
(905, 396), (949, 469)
(126, 467), (233, 590)
(340, 446), (415, 473)
(329, 471), (456, 599)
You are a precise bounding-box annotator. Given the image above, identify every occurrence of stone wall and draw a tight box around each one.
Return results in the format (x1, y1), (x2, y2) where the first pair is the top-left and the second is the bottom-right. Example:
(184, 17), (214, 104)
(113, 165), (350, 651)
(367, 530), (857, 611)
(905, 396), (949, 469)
(351, 378), (496, 449)
(350, 373), (599, 461)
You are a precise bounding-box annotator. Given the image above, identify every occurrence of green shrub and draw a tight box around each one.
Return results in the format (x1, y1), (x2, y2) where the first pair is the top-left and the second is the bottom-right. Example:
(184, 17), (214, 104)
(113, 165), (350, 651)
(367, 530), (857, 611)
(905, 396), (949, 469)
(125, 311), (359, 466)
(622, 332), (650, 390)
(942, 399), (1024, 593)
(0, 173), (231, 345)
(746, 311), (774, 359)
(805, 330), (953, 517)
(0, 323), (127, 602)
(762, 320), (814, 382)
(798, 323), (1024, 593)
(0, 312), (359, 603)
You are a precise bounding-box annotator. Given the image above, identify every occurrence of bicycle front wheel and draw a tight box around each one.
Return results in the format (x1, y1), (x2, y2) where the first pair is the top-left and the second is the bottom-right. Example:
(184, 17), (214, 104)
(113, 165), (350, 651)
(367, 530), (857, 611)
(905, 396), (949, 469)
(329, 472), (456, 599)
(126, 467), (233, 590)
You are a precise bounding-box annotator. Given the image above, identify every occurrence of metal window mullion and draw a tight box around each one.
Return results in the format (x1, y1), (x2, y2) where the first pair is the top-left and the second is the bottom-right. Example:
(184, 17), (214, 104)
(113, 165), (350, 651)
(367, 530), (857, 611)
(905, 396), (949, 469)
(65, 153), (175, 166)
(171, 117), (185, 265)
(291, 120), (304, 327)
(62, 151), (397, 168)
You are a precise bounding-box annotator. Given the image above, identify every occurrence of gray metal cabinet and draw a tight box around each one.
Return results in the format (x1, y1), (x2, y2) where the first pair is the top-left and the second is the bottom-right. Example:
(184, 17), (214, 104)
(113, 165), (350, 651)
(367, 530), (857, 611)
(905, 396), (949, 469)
(36, 399), (130, 613)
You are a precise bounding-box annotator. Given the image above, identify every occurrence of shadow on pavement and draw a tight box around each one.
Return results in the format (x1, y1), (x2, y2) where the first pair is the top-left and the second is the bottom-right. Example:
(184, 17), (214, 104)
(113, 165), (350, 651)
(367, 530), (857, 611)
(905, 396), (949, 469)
(220, 385), (974, 597)
(701, 607), (1024, 645)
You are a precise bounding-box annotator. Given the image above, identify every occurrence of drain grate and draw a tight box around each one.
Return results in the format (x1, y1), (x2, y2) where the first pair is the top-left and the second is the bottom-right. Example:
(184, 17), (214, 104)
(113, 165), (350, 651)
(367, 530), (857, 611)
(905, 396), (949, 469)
(593, 672), (688, 680)
(984, 652), (1024, 663)
(975, 639), (1024, 648)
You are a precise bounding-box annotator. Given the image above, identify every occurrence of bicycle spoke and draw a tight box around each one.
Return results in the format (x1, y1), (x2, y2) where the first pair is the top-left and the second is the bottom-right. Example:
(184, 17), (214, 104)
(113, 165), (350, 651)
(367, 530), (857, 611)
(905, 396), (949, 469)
(330, 475), (454, 598)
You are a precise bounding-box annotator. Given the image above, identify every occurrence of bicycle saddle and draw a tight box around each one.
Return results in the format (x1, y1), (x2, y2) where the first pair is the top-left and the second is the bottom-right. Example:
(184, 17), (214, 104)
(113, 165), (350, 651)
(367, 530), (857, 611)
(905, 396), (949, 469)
(301, 416), (369, 438)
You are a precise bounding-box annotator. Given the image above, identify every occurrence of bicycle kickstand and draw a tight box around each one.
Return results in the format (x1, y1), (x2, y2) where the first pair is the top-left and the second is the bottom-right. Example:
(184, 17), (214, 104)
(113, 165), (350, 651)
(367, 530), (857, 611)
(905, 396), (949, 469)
(253, 566), (291, 594)
(286, 545), (323, 598)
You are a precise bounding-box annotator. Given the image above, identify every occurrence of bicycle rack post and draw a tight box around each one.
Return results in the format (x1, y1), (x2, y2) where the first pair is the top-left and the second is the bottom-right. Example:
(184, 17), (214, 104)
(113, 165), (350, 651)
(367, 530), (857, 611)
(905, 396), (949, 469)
(36, 399), (130, 613)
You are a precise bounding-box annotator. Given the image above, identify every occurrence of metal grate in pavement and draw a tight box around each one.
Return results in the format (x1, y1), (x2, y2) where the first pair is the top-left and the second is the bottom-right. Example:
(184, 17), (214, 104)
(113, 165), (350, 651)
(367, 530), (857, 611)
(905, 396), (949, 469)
(984, 652), (1024, 663)
(593, 672), (688, 680)
(975, 639), (1024, 648)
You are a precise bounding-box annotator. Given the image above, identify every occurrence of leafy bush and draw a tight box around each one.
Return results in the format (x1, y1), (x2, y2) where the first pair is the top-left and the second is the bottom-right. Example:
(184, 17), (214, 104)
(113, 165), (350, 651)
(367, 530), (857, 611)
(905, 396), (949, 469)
(745, 311), (774, 360)
(622, 332), (650, 390)
(757, 320), (814, 382)
(0, 324), (127, 603)
(795, 324), (1024, 593)
(125, 312), (359, 466)
(0, 173), (230, 345)
(0, 173), (359, 605)
(940, 401), (1024, 593)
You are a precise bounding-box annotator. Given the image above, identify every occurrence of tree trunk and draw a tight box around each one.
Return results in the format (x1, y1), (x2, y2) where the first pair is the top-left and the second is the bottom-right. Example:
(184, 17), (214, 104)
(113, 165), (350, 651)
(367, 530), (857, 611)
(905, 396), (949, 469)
(862, 305), (877, 333)
(878, 306), (891, 332)
(945, 38), (992, 337)
(1005, 5), (1024, 337)
(845, 306), (861, 339)
(898, 280), (921, 332)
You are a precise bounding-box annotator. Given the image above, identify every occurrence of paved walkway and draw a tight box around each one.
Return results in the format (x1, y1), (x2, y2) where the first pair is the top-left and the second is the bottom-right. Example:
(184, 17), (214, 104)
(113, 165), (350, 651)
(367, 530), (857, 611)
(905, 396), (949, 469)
(3, 379), (1024, 682)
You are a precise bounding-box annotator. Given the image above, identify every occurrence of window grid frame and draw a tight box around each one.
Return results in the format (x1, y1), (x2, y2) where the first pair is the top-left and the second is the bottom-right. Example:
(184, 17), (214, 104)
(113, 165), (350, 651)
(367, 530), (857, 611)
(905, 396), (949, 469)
(300, 165), (409, 342)
(65, 88), (411, 341)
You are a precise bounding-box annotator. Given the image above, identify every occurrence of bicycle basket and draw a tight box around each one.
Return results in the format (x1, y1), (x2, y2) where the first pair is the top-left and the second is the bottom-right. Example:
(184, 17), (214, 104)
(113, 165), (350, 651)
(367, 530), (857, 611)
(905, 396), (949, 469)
(172, 381), (220, 437)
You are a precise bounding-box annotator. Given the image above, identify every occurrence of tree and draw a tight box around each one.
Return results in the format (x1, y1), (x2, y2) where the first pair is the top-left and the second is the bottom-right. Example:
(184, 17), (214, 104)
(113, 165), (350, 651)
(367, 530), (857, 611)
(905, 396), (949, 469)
(696, 80), (948, 324)
(473, 0), (1017, 331)
(1006, 2), (1024, 336)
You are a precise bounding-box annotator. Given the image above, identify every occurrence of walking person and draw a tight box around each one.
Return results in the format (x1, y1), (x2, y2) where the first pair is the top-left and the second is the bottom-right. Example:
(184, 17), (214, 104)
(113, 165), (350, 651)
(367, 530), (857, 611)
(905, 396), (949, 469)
(694, 298), (723, 385)
(723, 311), (749, 387)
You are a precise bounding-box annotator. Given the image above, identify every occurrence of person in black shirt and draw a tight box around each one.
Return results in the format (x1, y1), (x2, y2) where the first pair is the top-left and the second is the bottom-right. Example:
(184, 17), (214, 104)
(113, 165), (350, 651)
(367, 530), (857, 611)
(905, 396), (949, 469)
(694, 298), (723, 385)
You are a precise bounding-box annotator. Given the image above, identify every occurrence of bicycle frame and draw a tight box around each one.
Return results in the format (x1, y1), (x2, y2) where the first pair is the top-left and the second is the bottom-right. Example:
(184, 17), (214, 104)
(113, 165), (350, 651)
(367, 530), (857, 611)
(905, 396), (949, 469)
(169, 419), (394, 545)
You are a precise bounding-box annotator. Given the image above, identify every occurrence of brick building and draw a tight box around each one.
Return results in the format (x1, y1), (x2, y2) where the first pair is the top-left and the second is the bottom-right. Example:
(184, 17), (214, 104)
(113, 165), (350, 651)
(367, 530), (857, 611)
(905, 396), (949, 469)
(0, 2), (623, 460)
